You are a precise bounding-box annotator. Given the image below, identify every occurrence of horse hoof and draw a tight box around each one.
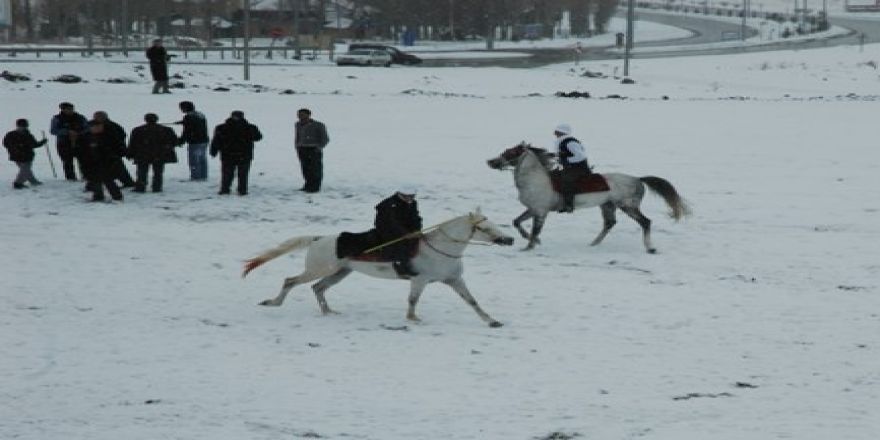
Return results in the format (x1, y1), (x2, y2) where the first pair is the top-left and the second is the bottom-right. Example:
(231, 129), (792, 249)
(647, 248), (657, 254)
(489, 321), (503, 328)
(259, 299), (278, 306)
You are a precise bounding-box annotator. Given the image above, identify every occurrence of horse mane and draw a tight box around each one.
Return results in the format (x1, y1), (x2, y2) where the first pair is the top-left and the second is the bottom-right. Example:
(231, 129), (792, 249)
(519, 143), (555, 170)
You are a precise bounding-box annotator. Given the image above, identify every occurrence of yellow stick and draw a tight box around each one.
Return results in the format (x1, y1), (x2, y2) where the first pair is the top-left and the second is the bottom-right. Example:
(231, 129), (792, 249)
(360, 218), (455, 255)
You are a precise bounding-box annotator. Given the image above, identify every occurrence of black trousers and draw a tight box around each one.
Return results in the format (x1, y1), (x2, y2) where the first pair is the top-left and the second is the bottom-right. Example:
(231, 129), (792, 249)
(221, 159), (251, 194)
(88, 163), (123, 201)
(559, 164), (591, 207)
(112, 159), (136, 186)
(57, 143), (78, 180)
(136, 162), (166, 192)
(296, 147), (323, 191)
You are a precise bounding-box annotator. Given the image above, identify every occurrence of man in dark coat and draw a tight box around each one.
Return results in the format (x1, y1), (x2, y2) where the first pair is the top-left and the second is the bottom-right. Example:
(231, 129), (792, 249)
(210, 111), (262, 196)
(294, 108), (329, 193)
(78, 120), (125, 202)
(92, 111), (135, 188)
(175, 100), (210, 181)
(49, 102), (88, 180)
(146, 39), (171, 94)
(128, 113), (179, 193)
(3, 119), (47, 189)
(374, 188), (423, 277)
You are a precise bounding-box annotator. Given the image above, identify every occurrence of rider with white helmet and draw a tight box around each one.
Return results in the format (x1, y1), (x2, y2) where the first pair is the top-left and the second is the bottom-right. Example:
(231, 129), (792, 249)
(553, 123), (591, 213)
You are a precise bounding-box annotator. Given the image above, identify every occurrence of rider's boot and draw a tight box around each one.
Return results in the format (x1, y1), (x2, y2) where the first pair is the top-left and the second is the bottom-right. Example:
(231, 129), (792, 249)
(558, 193), (575, 213)
(393, 260), (419, 278)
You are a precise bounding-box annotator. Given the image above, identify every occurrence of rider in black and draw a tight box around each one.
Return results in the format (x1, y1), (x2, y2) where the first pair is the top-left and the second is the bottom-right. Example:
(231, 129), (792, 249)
(374, 187), (423, 277)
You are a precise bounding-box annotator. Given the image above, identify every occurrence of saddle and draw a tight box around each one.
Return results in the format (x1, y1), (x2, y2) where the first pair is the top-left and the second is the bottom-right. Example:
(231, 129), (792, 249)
(550, 172), (610, 194)
(336, 230), (419, 262)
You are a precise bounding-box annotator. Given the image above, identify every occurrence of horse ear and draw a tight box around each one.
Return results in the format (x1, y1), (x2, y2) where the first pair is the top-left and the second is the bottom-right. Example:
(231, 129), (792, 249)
(475, 206), (482, 215)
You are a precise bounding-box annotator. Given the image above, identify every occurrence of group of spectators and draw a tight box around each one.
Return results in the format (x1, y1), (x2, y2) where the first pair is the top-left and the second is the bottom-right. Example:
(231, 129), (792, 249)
(3, 102), (331, 201)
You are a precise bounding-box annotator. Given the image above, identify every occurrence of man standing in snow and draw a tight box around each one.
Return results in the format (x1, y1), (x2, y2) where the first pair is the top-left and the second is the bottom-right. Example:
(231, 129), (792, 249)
(146, 39), (171, 94)
(294, 108), (329, 193)
(128, 113), (179, 193)
(210, 111), (263, 196)
(176, 101), (210, 181)
(3, 119), (47, 189)
(92, 111), (135, 188)
(78, 119), (126, 202)
(50, 102), (88, 181)
(553, 123), (591, 213)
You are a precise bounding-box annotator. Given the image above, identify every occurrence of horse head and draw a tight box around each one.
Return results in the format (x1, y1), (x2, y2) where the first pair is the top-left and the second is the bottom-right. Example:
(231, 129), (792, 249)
(467, 208), (514, 246)
(486, 142), (556, 171)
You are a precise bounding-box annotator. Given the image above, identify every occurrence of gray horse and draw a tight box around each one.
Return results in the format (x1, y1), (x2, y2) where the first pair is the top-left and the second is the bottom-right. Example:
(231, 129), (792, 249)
(242, 210), (514, 327)
(487, 143), (690, 252)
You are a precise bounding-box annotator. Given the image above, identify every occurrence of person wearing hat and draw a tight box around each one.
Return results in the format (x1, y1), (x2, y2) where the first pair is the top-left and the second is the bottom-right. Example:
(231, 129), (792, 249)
(91, 111), (135, 188)
(146, 39), (171, 94)
(127, 113), (179, 193)
(373, 187), (423, 278)
(294, 108), (329, 193)
(78, 117), (127, 202)
(49, 102), (88, 181)
(209, 110), (263, 196)
(553, 123), (591, 213)
(3, 119), (47, 189)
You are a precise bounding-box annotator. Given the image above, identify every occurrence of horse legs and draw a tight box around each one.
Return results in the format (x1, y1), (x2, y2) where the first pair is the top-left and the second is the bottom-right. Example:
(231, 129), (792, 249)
(513, 210), (534, 240)
(590, 202), (617, 246)
(311, 268), (353, 315)
(620, 206), (656, 254)
(444, 278), (502, 328)
(406, 278), (430, 323)
(524, 214), (547, 251)
(259, 271), (325, 307)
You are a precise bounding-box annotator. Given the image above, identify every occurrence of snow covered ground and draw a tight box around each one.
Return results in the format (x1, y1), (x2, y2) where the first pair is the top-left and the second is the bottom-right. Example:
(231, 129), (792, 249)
(2, 40), (879, 440)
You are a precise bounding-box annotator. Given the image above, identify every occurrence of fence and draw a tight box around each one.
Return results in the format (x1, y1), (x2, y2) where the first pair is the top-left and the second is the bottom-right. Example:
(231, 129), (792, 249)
(2, 45), (327, 61)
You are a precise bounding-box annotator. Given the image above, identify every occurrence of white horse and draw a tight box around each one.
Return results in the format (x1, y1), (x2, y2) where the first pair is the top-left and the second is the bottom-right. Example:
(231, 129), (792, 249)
(487, 143), (691, 252)
(242, 210), (515, 327)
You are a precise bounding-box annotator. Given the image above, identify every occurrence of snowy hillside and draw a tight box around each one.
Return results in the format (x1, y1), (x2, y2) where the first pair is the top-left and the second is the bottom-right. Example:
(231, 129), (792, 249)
(2, 42), (879, 439)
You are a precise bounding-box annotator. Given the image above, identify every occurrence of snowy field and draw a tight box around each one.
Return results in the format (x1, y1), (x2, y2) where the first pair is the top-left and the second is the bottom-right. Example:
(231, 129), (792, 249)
(2, 40), (880, 440)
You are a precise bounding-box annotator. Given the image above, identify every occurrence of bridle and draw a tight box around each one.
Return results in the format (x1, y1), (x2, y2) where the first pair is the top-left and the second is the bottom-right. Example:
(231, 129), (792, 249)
(423, 216), (499, 259)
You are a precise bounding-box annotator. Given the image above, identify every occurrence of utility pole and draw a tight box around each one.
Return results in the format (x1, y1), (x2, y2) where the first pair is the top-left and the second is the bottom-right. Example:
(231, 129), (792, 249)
(243, 0), (250, 80)
(121, 0), (129, 56)
(449, 0), (454, 39)
(624, 0), (634, 77)
(486, 0), (494, 50)
(741, 0), (747, 41)
(293, 0), (301, 59)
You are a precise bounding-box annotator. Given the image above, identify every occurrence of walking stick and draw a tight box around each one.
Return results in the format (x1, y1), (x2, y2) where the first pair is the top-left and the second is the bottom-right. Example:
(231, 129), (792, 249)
(41, 130), (58, 179)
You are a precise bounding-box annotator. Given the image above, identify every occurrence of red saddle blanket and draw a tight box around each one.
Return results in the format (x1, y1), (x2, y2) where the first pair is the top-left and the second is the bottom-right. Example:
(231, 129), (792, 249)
(550, 173), (610, 194)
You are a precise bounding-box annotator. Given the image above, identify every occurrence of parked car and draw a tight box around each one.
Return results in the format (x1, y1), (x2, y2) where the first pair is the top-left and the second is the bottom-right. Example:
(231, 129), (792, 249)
(336, 49), (393, 67)
(348, 44), (422, 65)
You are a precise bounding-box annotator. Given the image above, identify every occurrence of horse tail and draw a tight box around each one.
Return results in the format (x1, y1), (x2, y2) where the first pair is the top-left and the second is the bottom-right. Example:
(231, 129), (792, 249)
(242, 235), (321, 278)
(640, 176), (692, 221)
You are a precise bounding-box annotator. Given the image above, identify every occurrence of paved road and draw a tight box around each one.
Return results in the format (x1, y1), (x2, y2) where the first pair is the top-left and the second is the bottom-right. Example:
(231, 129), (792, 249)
(419, 12), (880, 68)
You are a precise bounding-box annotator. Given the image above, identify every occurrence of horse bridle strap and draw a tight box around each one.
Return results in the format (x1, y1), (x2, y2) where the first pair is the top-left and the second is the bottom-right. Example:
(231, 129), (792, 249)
(426, 217), (493, 259)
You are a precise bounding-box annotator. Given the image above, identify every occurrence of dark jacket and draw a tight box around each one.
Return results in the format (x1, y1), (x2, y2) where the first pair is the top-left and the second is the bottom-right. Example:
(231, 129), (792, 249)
(210, 118), (263, 162)
(50, 112), (88, 147)
(146, 46), (169, 81)
(3, 129), (46, 162)
(77, 130), (126, 167)
(294, 119), (329, 149)
(178, 111), (209, 144)
(128, 123), (179, 164)
(374, 195), (422, 240)
(91, 120), (128, 157)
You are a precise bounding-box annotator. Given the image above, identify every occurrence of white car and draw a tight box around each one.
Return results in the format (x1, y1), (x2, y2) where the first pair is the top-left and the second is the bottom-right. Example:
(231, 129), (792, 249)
(336, 49), (393, 67)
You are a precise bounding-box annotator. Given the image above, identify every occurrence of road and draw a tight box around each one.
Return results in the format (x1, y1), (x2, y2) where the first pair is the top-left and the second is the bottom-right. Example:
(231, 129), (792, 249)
(419, 12), (880, 68)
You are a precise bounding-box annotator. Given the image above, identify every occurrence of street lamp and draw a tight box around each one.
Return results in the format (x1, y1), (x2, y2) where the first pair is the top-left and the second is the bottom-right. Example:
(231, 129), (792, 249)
(243, 0), (250, 81)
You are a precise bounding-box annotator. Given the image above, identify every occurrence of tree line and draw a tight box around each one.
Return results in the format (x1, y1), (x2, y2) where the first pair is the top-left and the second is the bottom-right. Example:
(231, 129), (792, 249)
(3, 0), (617, 43)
